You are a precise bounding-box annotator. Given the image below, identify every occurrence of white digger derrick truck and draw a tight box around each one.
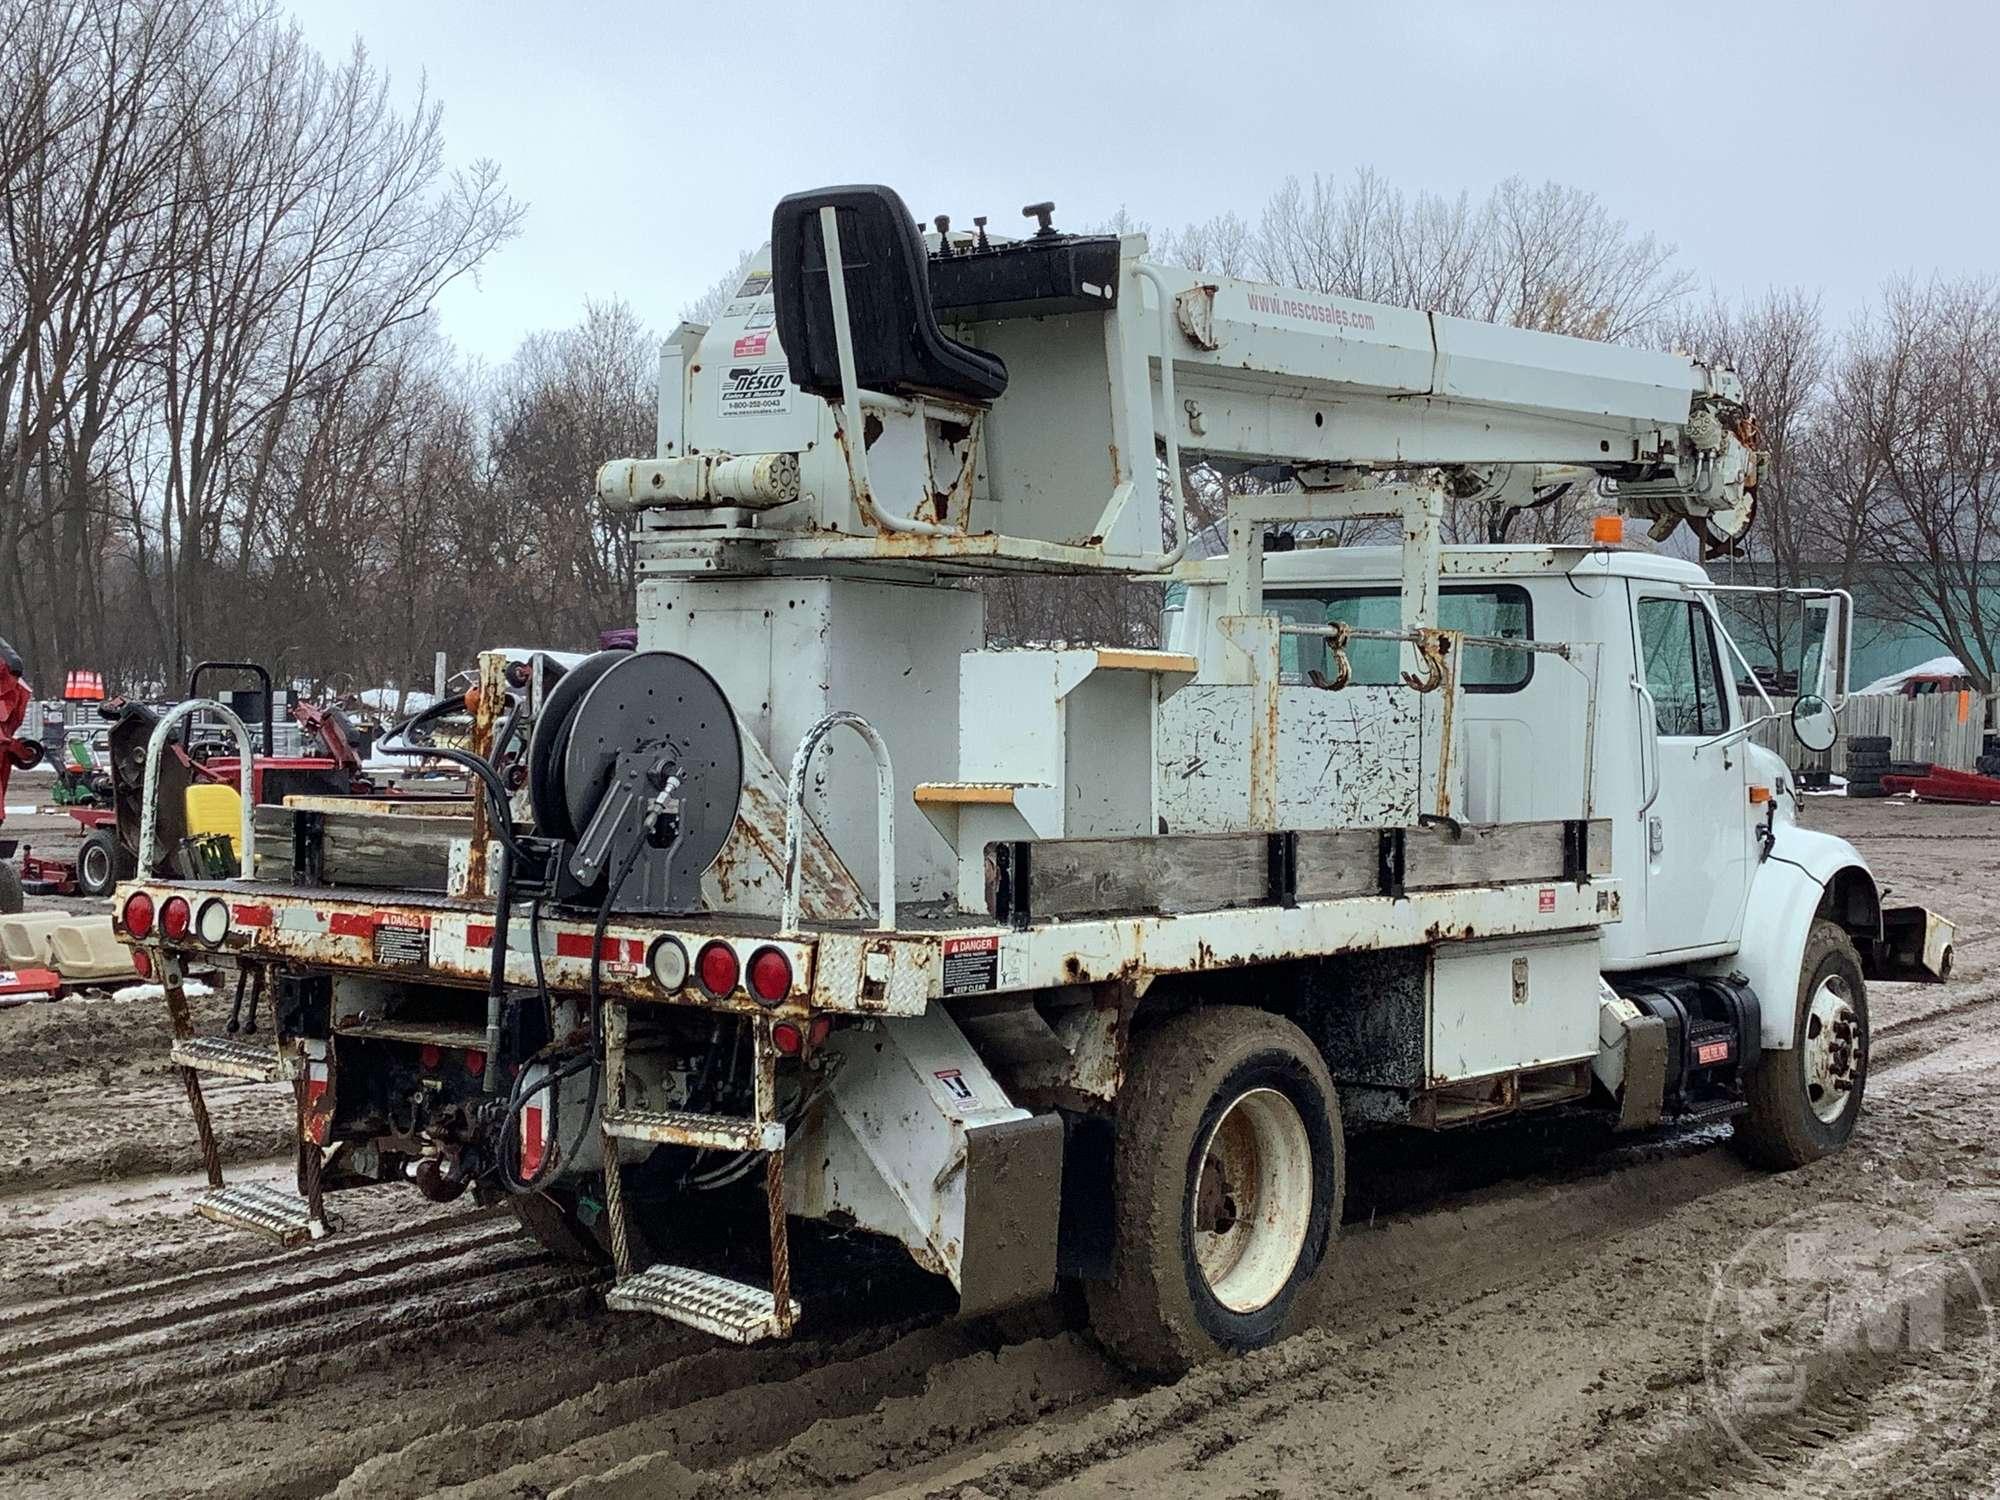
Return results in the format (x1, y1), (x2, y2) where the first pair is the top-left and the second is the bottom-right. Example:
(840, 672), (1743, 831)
(116, 184), (1955, 1371)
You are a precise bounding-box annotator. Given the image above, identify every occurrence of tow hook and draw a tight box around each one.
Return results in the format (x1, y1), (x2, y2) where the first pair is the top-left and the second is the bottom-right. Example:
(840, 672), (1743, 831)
(409, 1149), (469, 1203)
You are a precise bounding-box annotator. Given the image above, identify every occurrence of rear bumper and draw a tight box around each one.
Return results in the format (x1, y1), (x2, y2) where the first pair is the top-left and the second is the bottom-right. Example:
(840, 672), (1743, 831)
(110, 879), (935, 1018)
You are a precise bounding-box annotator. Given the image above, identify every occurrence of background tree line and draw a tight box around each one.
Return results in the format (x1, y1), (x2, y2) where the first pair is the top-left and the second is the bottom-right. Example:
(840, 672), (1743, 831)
(5, 1), (1996, 702)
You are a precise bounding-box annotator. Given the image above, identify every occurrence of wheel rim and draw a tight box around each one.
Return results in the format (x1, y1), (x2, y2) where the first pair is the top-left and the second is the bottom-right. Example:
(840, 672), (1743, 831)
(1801, 976), (1863, 1124)
(81, 841), (111, 891)
(1189, 1086), (1314, 1314)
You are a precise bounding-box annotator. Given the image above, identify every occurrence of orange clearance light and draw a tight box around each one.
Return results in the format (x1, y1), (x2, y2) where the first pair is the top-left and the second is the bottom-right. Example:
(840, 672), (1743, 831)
(1592, 515), (1624, 546)
(1748, 785), (1772, 805)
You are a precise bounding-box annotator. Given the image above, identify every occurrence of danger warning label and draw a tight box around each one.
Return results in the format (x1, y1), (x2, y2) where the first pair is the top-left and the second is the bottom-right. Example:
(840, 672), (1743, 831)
(941, 934), (999, 996)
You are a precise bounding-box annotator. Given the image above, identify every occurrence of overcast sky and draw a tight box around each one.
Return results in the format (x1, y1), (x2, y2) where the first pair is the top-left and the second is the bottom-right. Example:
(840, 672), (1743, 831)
(288, 0), (1993, 367)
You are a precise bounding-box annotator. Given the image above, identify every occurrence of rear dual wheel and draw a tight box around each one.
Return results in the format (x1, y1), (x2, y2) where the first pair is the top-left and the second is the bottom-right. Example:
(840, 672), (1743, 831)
(1089, 1006), (1343, 1375)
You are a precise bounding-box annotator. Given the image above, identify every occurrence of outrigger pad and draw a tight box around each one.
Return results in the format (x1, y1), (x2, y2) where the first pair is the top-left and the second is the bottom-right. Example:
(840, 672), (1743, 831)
(606, 1263), (798, 1344)
(195, 1181), (324, 1247)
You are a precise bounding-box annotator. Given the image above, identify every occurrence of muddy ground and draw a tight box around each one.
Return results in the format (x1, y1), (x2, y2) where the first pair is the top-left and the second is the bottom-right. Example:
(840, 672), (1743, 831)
(3, 795), (1999, 1498)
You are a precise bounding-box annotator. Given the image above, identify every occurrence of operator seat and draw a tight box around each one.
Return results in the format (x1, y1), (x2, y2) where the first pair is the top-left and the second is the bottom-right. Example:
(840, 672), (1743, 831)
(771, 184), (1008, 407)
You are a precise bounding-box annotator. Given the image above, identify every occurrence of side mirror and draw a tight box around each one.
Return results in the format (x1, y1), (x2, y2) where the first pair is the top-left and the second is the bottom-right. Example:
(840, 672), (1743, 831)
(1791, 693), (1837, 754)
(1800, 595), (1848, 704)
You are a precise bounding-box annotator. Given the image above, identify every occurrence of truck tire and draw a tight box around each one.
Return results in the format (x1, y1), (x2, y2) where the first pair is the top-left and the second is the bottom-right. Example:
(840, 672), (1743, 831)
(0, 860), (21, 915)
(76, 829), (119, 897)
(1087, 1006), (1343, 1374)
(1848, 735), (1891, 754)
(1736, 920), (1867, 1169)
(1844, 752), (1889, 771)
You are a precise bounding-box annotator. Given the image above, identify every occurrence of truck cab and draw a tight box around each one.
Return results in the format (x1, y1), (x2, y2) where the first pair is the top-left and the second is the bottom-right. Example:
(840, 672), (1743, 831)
(1169, 540), (1931, 1048)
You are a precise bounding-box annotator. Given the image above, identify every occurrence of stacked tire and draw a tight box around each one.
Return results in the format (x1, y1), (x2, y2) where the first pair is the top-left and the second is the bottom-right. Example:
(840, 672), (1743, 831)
(1845, 735), (1890, 798)
(1979, 733), (2000, 777)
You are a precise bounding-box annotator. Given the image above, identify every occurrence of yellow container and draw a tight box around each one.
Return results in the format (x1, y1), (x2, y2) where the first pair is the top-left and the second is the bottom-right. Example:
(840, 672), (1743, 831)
(184, 782), (244, 856)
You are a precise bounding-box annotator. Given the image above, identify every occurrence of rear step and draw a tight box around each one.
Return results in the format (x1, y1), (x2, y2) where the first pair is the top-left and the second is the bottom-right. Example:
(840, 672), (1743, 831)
(601, 1107), (785, 1152)
(606, 1263), (801, 1343)
(171, 1035), (287, 1082)
(194, 1181), (325, 1246)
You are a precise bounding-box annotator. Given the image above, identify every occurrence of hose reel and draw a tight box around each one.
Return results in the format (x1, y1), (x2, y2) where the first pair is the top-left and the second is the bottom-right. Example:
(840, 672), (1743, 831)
(525, 650), (742, 912)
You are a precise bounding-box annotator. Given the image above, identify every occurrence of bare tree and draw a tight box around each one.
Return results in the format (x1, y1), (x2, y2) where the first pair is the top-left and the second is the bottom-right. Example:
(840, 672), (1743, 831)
(1841, 276), (2000, 691)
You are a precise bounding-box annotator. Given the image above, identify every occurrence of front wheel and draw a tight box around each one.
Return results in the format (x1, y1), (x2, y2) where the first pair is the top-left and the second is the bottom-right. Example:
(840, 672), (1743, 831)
(1736, 919), (1868, 1169)
(1087, 1006), (1343, 1375)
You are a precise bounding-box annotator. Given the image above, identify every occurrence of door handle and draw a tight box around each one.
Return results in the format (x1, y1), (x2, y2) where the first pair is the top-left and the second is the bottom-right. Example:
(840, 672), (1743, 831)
(1631, 678), (1661, 818)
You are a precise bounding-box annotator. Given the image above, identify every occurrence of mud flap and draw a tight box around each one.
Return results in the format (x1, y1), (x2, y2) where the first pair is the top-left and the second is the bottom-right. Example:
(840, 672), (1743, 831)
(788, 1006), (1063, 1314)
(956, 1112), (1063, 1317)
(1868, 905), (1956, 984)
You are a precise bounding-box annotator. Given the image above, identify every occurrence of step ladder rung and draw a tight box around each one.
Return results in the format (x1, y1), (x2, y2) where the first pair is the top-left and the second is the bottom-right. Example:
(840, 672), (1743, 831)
(194, 1182), (324, 1246)
(601, 1107), (783, 1152)
(170, 1035), (287, 1082)
(606, 1263), (799, 1342)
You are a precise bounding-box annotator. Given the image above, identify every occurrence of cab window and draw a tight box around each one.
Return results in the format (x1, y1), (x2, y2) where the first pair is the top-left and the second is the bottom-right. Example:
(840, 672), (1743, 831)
(1272, 585), (1533, 691)
(1637, 597), (1733, 736)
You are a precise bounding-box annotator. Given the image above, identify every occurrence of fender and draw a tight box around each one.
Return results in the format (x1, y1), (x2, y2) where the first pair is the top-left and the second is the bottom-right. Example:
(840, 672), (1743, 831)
(1700, 825), (1880, 1052)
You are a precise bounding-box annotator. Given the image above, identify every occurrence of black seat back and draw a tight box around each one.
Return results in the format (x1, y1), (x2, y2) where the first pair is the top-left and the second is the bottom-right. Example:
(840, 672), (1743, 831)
(771, 185), (1008, 407)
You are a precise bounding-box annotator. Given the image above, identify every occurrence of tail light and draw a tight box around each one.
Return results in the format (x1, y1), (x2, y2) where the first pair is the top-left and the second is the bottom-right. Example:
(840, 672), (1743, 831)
(122, 891), (155, 938)
(463, 1048), (486, 1078)
(419, 1044), (442, 1071)
(195, 898), (231, 946)
(647, 936), (689, 992)
(773, 1021), (802, 1055)
(519, 1101), (546, 1178)
(160, 896), (191, 939)
(131, 947), (153, 980)
(747, 946), (792, 1005)
(696, 940), (739, 997)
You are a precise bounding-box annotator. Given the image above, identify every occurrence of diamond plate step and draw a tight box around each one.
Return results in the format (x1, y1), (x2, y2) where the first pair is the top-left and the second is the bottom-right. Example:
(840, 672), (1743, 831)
(601, 1107), (783, 1152)
(605, 1263), (799, 1343)
(171, 1035), (286, 1082)
(194, 1181), (325, 1246)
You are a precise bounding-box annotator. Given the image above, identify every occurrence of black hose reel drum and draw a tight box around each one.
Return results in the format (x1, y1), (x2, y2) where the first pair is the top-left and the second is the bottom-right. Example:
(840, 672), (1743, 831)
(526, 651), (742, 912)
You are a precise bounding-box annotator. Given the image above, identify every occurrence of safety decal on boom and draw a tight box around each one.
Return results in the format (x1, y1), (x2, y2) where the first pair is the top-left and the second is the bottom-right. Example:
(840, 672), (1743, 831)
(719, 364), (790, 418)
(940, 934), (999, 997)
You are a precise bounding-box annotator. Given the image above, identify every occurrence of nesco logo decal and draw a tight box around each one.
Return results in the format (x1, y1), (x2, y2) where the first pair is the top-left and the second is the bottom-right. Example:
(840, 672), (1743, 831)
(719, 364), (790, 417)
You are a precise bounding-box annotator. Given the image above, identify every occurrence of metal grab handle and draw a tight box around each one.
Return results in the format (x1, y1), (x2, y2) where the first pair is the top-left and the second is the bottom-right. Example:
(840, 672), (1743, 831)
(782, 711), (896, 935)
(1630, 678), (1661, 820)
(139, 699), (256, 878)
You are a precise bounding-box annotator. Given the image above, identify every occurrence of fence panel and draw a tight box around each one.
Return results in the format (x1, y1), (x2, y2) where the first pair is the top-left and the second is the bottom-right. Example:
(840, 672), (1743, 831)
(1747, 692), (1986, 773)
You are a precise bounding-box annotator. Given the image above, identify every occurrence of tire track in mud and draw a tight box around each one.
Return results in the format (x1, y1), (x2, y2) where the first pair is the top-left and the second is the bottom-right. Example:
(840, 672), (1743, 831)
(0, 1238), (599, 1460)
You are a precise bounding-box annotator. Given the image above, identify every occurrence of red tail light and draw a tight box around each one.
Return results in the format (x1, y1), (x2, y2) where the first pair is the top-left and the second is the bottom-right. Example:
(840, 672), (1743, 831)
(122, 891), (155, 938)
(772, 1022), (802, 1055)
(696, 940), (739, 997)
(419, 1044), (441, 1071)
(463, 1048), (486, 1078)
(747, 946), (792, 1004)
(131, 947), (153, 980)
(810, 1015), (832, 1047)
(160, 896), (191, 939)
(519, 1102), (546, 1178)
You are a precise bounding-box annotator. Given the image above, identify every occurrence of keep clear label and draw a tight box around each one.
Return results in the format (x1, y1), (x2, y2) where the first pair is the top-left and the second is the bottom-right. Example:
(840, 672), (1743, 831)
(941, 934), (1000, 996)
